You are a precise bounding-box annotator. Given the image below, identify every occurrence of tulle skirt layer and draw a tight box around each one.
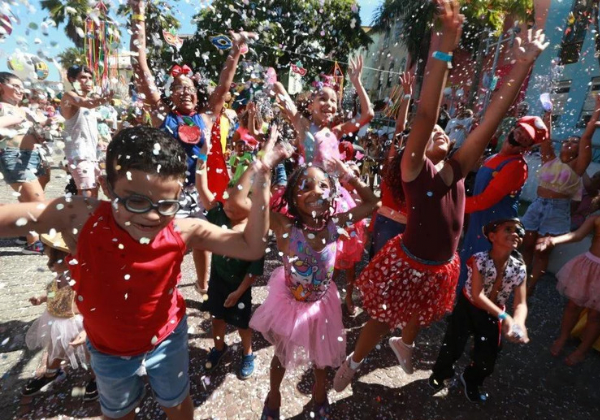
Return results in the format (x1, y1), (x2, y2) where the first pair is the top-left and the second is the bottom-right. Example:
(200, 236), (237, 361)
(557, 252), (600, 311)
(25, 311), (87, 369)
(250, 267), (346, 369)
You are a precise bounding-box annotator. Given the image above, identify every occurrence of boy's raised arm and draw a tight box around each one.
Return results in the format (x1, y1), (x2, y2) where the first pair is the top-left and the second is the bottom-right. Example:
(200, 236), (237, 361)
(0, 198), (94, 249)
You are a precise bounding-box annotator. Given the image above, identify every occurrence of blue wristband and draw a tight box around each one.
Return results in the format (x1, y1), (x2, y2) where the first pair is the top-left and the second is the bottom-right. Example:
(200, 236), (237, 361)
(432, 51), (453, 68)
(498, 312), (508, 321)
(198, 153), (207, 162)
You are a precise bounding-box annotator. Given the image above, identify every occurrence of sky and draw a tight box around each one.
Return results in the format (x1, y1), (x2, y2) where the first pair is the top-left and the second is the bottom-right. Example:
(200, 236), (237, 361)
(0, 0), (381, 83)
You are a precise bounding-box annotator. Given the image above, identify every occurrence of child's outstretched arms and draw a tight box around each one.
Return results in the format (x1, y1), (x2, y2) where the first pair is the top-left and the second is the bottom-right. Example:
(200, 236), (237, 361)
(29, 295), (47, 306)
(182, 126), (291, 260)
(454, 29), (549, 175)
(207, 30), (258, 117)
(402, 0), (464, 182)
(335, 56), (374, 137)
(0, 198), (95, 252)
(228, 125), (294, 224)
(573, 93), (600, 176)
(394, 71), (414, 137)
(195, 139), (218, 211)
(129, 0), (163, 126)
(537, 215), (600, 251)
(470, 258), (529, 343)
(329, 157), (380, 227)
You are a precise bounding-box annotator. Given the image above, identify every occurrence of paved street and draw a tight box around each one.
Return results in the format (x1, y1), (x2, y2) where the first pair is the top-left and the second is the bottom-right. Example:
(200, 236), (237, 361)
(1, 166), (599, 420)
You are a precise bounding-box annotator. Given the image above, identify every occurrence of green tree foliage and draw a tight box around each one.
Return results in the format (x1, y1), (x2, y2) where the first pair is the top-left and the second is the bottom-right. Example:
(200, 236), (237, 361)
(56, 46), (86, 67)
(40, 0), (93, 48)
(180, 0), (371, 81)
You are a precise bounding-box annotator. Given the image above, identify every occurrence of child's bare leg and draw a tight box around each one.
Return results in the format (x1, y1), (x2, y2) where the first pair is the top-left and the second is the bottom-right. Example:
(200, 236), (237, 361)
(521, 231), (537, 269)
(193, 249), (210, 292)
(161, 394), (194, 420)
(103, 411), (136, 420)
(566, 309), (600, 365)
(267, 356), (285, 410)
(238, 328), (253, 356)
(345, 265), (356, 315)
(528, 246), (552, 297)
(551, 300), (583, 356)
(400, 314), (422, 345)
(351, 318), (391, 363)
(211, 319), (227, 351)
(313, 368), (327, 404)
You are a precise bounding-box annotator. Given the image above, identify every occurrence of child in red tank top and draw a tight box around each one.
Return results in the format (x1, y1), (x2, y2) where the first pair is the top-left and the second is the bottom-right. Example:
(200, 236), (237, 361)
(0, 126), (288, 419)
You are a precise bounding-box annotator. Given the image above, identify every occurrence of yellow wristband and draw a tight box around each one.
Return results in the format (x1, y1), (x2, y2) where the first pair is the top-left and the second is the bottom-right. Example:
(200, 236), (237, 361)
(132, 14), (145, 21)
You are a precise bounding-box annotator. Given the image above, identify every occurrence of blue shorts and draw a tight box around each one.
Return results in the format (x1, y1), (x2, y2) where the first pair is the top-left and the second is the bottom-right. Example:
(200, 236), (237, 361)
(0, 148), (46, 184)
(370, 214), (406, 258)
(521, 197), (571, 236)
(87, 317), (190, 418)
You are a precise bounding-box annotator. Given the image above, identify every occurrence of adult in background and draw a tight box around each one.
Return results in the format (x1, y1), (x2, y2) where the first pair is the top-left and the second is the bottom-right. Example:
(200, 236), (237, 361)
(458, 116), (548, 292)
(521, 103), (598, 297)
(60, 65), (113, 198)
(0, 72), (51, 253)
(445, 107), (473, 149)
(129, 0), (256, 294)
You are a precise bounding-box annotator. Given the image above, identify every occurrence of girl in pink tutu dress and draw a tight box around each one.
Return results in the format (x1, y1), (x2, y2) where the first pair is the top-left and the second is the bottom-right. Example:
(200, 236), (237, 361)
(248, 159), (379, 420)
(332, 0), (549, 392)
(537, 214), (600, 365)
(272, 57), (374, 315)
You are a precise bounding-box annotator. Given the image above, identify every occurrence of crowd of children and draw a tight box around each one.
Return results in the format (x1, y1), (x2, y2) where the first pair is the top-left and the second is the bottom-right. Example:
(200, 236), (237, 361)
(2, 0), (600, 419)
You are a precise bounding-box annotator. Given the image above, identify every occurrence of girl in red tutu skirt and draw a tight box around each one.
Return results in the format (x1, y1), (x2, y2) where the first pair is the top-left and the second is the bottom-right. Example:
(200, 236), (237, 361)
(537, 215), (600, 365)
(333, 0), (549, 391)
(245, 157), (378, 420)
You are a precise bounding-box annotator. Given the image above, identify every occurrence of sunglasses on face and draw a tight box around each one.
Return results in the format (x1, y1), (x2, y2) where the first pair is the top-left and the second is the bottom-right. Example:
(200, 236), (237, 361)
(108, 183), (181, 216)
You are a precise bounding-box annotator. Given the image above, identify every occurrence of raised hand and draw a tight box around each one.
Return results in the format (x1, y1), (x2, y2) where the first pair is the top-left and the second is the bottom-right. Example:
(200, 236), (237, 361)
(536, 236), (554, 252)
(513, 29), (550, 65)
(128, 0), (145, 13)
(259, 124), (294, 169)
(230, 31), (259, 50)
(436, 0), (465, 50)
(348, 55), (364, 86)
(399, 71), (414, 97)
(69, 330), (87, 348)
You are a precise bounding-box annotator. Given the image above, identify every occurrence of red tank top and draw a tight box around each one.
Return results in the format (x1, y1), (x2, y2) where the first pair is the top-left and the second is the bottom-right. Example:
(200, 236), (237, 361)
(69, 201), (187, 356)
(402, 158), (465, 262)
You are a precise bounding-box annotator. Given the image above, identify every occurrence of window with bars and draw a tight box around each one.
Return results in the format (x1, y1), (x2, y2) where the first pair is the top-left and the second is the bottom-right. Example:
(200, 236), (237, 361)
(577, 76), (600, 128)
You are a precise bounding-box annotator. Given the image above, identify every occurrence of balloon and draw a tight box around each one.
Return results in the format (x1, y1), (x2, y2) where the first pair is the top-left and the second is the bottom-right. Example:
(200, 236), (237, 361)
(0, 14), (12, 39)
(7, 52), (49, 81)
(32, 56), (49, 80)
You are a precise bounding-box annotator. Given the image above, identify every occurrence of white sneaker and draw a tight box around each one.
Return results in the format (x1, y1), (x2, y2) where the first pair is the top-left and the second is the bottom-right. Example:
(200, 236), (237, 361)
(333, 354), (358, 392)
(389, 337), (415, 374)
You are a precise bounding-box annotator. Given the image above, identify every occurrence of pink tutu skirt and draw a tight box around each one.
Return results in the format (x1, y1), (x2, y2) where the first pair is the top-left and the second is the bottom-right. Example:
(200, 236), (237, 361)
(25, 311), (87, 369)
(334, 187), (367, 269)
(249, 267), (346, 369)
(556, 252), (600, 311)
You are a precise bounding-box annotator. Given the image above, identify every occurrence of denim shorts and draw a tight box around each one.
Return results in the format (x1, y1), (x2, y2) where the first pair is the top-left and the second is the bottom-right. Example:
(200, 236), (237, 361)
(0, 148), (46, 184)
(86, 316), (190, 418)
(521, 197), (571, 236)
